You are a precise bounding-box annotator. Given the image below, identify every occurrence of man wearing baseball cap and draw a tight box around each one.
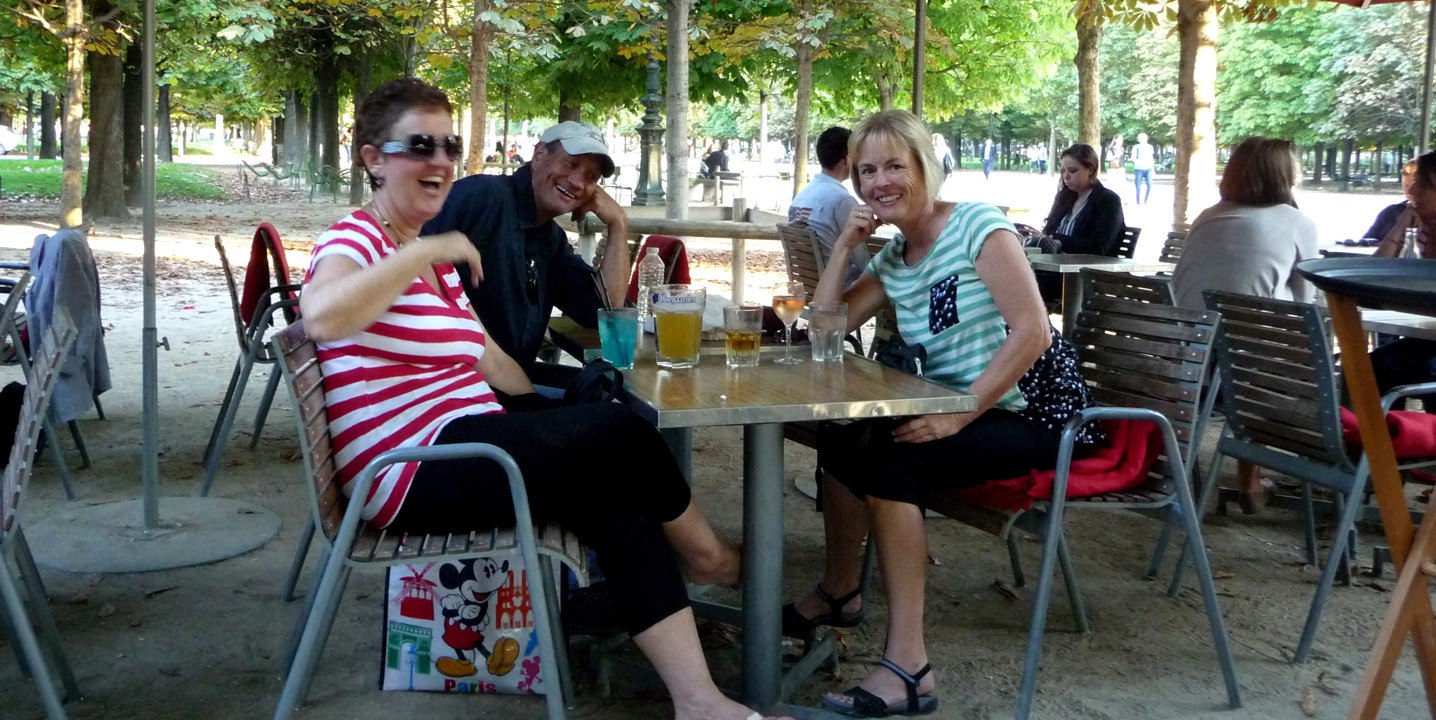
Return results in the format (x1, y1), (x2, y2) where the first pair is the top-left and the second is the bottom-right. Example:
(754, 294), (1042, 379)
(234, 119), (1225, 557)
(422, 120), (629, 397)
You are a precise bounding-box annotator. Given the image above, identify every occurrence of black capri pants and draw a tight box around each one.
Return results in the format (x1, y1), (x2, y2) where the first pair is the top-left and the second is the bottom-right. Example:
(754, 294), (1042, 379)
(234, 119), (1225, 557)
(389, 402), (691, 636)
(818, 407), (1061, 505)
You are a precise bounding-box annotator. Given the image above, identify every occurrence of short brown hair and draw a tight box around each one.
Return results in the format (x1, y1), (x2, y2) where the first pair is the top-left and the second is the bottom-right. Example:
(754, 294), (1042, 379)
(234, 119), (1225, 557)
(354, 78), (453, 189)
(1219, 137), (1299, 207)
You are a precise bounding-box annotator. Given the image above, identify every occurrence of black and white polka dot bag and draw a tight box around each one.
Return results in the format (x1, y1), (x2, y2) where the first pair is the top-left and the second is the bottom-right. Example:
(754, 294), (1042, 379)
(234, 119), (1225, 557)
(1015, 325), (1107, 447)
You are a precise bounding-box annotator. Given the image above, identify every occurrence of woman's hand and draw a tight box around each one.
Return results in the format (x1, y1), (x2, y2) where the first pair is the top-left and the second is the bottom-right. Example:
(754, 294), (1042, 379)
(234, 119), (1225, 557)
(419, 230), (484, 284)
(892, 413), (974, 444)
(837, 204), (883, 252)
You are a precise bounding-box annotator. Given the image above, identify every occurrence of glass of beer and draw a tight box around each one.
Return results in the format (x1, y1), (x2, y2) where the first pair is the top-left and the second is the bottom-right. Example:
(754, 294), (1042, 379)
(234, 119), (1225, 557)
(652, 284), (706, 368)
(771, 282), (807, 365)
(723, 304), (763, 368)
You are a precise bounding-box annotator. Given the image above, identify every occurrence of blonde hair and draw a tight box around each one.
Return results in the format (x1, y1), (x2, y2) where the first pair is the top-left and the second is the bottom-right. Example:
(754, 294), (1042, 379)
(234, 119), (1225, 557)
(849, 110), (944, 202)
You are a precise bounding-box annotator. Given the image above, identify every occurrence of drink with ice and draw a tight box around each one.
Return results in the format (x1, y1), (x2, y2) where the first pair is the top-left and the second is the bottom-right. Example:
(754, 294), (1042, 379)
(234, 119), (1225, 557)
(652, 284), (706, 368)
(597, 308), (639, 369)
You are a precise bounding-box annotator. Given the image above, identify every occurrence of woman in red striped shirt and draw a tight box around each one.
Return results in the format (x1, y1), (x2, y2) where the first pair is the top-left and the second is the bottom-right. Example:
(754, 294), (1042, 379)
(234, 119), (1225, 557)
(301, 78), (784, 720)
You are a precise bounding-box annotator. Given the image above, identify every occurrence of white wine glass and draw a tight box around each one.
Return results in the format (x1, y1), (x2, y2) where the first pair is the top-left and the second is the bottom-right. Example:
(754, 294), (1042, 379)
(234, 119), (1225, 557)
(771, 282), (807, 365)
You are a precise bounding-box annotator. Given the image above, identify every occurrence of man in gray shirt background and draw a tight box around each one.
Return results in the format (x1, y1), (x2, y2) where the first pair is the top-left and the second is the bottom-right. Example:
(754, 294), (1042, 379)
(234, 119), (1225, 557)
(788, 126), (869, 287)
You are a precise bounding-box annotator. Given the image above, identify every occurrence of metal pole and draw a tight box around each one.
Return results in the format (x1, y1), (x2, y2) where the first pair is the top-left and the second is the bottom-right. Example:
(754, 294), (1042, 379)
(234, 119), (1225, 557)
(141, 0), (159, 528)
(912, 0), (927, 118)
(1422, 0), (1436, 154)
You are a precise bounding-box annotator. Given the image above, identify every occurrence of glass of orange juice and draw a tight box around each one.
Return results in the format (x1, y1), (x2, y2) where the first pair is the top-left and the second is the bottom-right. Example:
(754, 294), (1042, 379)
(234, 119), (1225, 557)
(652, 284), (706, 368)
(771, 281), (807, 365)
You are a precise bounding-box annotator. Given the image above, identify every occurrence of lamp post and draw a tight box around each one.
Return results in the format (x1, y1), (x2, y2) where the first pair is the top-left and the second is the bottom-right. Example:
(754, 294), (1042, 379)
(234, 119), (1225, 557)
(633, 55), (665, 206)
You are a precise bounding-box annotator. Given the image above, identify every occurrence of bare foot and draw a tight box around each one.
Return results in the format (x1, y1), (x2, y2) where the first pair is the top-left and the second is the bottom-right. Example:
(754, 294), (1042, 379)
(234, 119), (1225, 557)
(673, 694), (792, 720)
(682, 541), (741, 587)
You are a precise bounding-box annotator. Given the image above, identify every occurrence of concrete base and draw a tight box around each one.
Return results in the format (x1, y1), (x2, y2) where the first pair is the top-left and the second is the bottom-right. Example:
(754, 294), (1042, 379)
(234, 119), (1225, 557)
(26, 497), (281, 573)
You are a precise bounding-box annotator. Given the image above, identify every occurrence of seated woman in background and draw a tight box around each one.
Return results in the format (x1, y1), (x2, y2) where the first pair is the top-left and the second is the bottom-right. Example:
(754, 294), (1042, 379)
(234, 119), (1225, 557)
(301, 77), (786, 720)
(1035, 144), (1125, 302)
(1172, 136), (1319, 512)
(785, 110), (1098, 717)
(1370, 152), (1436, 411)
(1370, 159), (1424, 256)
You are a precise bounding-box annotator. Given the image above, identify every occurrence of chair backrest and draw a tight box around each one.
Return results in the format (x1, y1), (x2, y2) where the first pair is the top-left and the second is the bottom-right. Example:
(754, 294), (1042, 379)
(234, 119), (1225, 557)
(777, 223), (824, 299)
(1116, 225), (1141, 259)
(1072, 269), (1220, 480)
(1201, 291), (1353, 473)
(239, 223), (298, 328)
(0, 272), (33, 364)
(0, 316), (76, 540)
(1159, 230), (1188, 264)
(272, 321), (346, 541)
(864, 235), (900, 355)
(215, 236), (249, 351)
(624, 235), (688, 305)
(1084, 265), (1175, 306)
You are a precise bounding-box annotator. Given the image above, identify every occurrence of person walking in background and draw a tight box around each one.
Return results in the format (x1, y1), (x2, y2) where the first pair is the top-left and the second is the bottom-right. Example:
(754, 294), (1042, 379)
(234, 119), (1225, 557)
(1131, 132), (1154, 205)
(981, 138), (996, 180)
(932, 133), (955, 180)
(1105, 134), (1125, 188)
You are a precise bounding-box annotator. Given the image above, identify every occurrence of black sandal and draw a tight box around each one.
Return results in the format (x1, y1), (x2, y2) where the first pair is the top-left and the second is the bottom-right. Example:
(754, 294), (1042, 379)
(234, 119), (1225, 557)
(821, 659), (939, 717)
(781, 584), (864, 637)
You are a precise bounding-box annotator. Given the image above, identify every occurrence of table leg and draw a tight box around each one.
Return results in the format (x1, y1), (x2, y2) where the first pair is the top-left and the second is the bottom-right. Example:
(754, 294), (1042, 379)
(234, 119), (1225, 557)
(743, 422), (784, 711)
(1327, 293), (1436, 719)
(1061, 272), (1083, 338)
(660, 427), (693, 485)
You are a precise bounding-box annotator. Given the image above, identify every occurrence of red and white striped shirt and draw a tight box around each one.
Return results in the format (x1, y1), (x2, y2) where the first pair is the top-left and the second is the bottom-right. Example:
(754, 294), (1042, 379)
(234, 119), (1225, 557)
(306, 210), (504, 527)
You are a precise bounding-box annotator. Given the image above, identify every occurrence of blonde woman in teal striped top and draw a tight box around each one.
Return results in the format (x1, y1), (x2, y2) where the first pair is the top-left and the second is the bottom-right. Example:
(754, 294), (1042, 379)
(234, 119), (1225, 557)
(785, 110), (1061, 717)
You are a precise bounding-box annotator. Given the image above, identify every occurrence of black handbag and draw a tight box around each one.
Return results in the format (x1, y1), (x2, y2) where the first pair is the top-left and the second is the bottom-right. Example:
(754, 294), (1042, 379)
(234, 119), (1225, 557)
(562, 358), (624, 405)
(1016, 326), (1106, 446)
(873, 336), (927, 377)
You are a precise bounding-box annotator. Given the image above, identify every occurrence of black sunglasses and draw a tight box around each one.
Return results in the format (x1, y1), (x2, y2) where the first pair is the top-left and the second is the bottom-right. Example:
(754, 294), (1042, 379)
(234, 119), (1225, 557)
(379, 133), (464, 162)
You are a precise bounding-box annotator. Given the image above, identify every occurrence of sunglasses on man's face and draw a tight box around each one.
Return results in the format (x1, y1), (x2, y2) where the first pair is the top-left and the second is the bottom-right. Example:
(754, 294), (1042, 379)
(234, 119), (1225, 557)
(379, 134), (464, 162)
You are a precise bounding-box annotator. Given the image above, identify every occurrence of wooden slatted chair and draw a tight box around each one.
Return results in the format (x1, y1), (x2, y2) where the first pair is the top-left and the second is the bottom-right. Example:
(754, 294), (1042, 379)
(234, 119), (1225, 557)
(864, 235), (900, 359)
(1159, 230), (1188, 265)
(777, 222), (824, 301)
(271, 322), (590, 720)
(925, 268), (1240, 720)
(1116, 225), (1142, 259)
(0, 273), (79, 501)
(1184, 291), (1436, 664)
(0, 317), (78, 720)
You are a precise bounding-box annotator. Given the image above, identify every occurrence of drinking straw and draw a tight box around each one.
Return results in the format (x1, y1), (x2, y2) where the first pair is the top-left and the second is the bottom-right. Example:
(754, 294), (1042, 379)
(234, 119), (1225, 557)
(592, 269), (612, 311)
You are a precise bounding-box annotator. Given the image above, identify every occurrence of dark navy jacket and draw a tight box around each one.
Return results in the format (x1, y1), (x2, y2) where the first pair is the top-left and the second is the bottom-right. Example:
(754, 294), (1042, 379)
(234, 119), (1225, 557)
(421, 166), (602, 371)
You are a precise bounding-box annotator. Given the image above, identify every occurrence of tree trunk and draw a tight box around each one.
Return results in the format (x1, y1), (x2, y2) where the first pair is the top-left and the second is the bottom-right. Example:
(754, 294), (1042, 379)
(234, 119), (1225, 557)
(664, 0), (690, 221)
(758, 90), (769, 163)
(61, 0), (85, 227)
(157, 83), (172, 162)
(1075, 3), (1102, 148)
(1312, 141), (1324, 183)
(85, 40), (129, 219)
(122, 42), (142, 205)
(793, 38), (813, 195)
(465, 0), (494, 176)
(317, 56), (341, 171)
(876, 70), (895, 111)
(41, 91), (57, 159)
(557, 89), (581, 123)
(1340, 138), (1353, 180)
(1174, 0), (1218, 227)
(350, 52), (372, 205)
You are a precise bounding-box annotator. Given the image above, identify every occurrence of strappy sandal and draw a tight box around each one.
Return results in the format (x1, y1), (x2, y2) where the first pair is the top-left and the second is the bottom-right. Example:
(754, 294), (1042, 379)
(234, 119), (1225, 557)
(780, 584), (864, 637)
(821, 659), (939, 717)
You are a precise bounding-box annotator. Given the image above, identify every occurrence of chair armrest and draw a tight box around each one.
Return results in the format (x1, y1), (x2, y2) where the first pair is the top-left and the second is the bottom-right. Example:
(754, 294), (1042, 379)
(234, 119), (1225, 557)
(1382, 381), (1436, 413)
(245, 297), (300, 342)
(331, 443), (535, 558)
(1049, 406), (1180, 501)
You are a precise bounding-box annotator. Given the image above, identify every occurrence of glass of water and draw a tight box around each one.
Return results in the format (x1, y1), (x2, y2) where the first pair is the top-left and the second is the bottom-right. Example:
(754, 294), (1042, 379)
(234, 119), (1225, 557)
(808, 302), (848, 363)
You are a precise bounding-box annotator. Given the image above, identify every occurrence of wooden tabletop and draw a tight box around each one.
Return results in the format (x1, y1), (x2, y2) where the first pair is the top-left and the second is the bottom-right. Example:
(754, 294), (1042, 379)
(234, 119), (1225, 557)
(618, 349), (976, 429)
(1027, 254), (1175, 273)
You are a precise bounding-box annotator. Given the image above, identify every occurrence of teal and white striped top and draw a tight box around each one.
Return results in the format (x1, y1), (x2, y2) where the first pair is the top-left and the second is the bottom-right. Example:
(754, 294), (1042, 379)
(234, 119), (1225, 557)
(866, 202), (1025, 411)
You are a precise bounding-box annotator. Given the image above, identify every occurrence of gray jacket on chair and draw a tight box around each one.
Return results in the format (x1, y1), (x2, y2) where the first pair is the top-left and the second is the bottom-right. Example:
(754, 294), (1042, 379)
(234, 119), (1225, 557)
(29, 229), (111, 422)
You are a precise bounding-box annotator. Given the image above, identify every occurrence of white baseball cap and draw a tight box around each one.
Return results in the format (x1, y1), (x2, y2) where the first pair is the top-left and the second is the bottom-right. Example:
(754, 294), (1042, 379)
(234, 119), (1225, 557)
(539, 121), (615, 177)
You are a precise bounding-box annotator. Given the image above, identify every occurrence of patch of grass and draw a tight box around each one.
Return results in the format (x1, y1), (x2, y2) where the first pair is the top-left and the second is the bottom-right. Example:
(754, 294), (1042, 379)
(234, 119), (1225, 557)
(0, 158), (227, 200)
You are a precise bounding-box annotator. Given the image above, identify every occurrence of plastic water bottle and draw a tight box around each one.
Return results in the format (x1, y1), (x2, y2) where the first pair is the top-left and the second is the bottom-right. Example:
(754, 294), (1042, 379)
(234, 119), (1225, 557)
(636, 247), (666, 320)
(1404, 226), (1421, 259)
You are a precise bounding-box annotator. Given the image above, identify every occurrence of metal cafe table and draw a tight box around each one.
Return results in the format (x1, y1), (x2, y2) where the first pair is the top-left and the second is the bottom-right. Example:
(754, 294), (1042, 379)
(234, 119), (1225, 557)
(1298, 257), (1436, 719)
(615, 347), (975, 712)
(1026, 254), (1175, 336)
